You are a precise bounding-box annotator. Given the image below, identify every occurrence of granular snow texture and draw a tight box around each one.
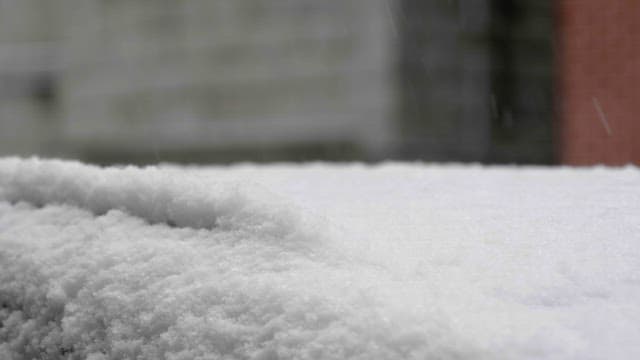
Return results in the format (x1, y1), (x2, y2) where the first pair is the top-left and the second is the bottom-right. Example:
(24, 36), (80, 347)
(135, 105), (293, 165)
(0, 158), (639, 359)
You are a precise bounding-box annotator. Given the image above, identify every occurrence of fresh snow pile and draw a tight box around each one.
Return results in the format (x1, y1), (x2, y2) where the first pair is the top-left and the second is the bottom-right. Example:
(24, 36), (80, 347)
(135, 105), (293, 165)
(1, 158), (639, 359)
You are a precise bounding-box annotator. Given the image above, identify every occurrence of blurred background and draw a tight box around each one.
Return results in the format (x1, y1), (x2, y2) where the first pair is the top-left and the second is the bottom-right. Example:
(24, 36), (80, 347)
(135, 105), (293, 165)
(0, 0), (637, 165)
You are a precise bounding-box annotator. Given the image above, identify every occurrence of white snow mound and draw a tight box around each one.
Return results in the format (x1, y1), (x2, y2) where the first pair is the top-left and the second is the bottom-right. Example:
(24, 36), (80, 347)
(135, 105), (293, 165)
(1, 157), (639, 359)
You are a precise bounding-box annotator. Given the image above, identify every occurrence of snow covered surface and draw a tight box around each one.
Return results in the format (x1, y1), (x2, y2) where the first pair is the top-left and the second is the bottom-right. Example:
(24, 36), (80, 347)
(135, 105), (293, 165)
(1, 157), (639, 359)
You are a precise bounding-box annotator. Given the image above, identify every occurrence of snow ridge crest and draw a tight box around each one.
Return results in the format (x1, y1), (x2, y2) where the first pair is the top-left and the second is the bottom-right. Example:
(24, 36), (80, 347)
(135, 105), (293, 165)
(0, 157), (310, 241)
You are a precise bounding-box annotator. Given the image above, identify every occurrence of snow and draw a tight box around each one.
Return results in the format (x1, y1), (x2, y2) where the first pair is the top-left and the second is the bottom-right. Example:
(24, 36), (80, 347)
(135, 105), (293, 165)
(1, 157), (639, 359)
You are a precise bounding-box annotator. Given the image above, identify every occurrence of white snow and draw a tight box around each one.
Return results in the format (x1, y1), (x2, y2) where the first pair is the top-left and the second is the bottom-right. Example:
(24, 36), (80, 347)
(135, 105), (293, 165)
(1, 157), (639, 359)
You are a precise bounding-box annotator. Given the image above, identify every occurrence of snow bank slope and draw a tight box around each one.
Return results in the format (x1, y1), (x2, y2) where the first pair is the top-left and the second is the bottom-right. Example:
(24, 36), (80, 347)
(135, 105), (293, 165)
(0, 157), (310, 235)
(1, 158), (640, 359)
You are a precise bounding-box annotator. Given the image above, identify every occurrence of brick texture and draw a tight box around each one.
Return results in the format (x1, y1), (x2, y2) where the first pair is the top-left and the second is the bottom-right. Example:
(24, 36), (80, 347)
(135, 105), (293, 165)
(556, 1), (640, 165)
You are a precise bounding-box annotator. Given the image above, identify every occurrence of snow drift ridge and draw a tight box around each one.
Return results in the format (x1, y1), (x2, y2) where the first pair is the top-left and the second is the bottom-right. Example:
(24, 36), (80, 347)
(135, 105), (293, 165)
(0, 157), (308, 238)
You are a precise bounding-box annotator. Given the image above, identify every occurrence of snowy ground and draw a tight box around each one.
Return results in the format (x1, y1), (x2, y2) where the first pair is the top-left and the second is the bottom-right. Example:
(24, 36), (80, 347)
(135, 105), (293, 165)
(1, 157), (639, 359)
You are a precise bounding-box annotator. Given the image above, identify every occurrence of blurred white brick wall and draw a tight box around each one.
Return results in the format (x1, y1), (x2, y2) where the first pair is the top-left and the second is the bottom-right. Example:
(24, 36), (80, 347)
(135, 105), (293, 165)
(0, 0), (60, 156)
(58, 0), (396, 160)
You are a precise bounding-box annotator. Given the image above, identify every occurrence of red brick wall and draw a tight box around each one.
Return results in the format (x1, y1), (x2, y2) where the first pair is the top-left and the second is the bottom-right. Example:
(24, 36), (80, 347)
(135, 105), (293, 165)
(555, 1), (640, 165)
